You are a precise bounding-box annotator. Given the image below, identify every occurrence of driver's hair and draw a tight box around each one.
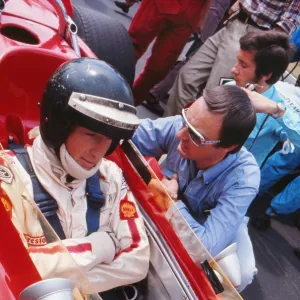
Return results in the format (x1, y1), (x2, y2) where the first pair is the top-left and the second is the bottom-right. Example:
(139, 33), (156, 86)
(240, 31), (295, 85)
(203, 85), (256, 154)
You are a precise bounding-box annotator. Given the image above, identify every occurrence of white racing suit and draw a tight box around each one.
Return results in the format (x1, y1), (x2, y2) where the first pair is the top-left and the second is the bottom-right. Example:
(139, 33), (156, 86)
(0, 135), (149, 293)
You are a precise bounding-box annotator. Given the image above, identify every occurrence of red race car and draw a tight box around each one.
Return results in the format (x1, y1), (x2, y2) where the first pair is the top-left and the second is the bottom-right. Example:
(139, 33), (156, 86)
(0, 1), (241, 299)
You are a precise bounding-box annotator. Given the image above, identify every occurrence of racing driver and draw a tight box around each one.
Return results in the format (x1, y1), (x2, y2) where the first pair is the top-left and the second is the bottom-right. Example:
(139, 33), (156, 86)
(0, 58), (149, 294)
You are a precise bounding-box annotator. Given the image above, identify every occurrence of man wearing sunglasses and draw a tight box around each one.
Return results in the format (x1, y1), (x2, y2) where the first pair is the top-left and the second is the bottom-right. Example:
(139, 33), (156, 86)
(132, 85), (259, 292)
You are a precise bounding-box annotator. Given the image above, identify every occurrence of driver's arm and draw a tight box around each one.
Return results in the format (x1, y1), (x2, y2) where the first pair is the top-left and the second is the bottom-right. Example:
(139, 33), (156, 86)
(29, 167), (149, 293)
(7, 153), (149, 293)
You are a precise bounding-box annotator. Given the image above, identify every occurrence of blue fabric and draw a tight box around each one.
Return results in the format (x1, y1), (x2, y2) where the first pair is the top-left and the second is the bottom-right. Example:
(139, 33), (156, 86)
(259, 150), (300, 194)
(227, 81), (300, 151)
(10, 145), (66, 239)
(243, 85), (285, 167)
(270, 175), (300, 215)
(291, 27), (300, 62)
(258, 82), (300, 197)
(132, 116), (260, 257)
(86, 171), (105, 234)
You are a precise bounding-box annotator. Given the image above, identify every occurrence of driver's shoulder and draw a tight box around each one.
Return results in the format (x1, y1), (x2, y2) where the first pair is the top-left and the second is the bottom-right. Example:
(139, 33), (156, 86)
(100, 158), (123, 184)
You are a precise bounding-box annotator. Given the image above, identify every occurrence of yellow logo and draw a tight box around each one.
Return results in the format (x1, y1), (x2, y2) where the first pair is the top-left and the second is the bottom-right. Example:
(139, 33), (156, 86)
(120, 199), (138, 220)
(1, 196), (11, 212)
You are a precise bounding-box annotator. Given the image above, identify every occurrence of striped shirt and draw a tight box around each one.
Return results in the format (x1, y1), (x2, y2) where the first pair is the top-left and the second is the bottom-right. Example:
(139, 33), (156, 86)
(240, 0), (300, 34)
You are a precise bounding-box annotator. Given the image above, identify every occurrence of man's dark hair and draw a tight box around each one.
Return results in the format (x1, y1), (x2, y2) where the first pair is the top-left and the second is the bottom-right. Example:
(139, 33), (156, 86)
(240, 31), (295, 85)
(203, 85), (256, 153)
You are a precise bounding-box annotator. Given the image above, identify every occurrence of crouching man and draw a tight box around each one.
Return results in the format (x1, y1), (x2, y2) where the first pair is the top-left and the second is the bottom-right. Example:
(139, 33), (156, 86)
(0, 58), (149, 294)
(132, 85), (260, 292)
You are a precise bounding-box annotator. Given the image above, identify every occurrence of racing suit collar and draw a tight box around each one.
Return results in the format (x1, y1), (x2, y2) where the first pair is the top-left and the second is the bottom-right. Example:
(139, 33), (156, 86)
(31, 135), (84, 189)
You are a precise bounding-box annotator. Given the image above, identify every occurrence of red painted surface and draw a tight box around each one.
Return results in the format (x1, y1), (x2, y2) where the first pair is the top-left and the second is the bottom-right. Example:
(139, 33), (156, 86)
(108, 147), (217, 300)
(0, 203), (42, 299)
(0, 0), (96, 148)
(145, 156), (164, 180)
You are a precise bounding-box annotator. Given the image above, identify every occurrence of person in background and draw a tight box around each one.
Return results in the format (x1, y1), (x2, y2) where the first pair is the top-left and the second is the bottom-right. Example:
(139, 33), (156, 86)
(128, 0), (211, 114)
(248, 83), (300, 231)
(146, 0), (234, 116)
(291, 26), (300, 62)
(291, 26), (300, 86)
(166, 0), (300, 116)
(228, 31), (294, 167)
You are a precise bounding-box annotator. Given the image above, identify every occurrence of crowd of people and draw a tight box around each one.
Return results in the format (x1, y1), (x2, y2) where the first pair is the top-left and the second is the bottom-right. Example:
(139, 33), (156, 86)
(2, 0), (300, 298)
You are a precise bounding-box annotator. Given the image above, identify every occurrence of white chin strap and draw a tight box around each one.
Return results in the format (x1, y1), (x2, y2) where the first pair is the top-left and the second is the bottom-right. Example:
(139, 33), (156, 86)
(59, 144), (101, 180)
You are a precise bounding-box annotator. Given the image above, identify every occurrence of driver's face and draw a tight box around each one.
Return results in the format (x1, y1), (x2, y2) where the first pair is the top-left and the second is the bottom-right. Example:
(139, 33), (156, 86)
(65, 126), (112, 170)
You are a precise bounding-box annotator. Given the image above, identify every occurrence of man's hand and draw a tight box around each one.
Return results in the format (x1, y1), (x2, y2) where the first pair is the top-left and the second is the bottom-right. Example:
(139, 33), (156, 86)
(243, 89), (283, 116)
(98, 225), (120, 253)
(161, 174), (179, 201)
(274, 25), (285, 33)
(229, 0), (240, 16)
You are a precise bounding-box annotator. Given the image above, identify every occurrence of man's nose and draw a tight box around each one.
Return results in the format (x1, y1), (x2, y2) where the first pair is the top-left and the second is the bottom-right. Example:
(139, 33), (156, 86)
(176, 127), (189, 140)
(91, 143), (107, 158)
(231, 64), (238, 75)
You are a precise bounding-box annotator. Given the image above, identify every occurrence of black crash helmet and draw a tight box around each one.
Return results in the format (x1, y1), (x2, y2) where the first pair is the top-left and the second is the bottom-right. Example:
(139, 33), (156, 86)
(40, 58), (139, 155)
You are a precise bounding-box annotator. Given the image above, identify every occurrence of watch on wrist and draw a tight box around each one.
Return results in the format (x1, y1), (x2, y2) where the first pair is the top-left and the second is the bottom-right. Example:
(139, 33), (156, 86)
(272, 102), (286, 119)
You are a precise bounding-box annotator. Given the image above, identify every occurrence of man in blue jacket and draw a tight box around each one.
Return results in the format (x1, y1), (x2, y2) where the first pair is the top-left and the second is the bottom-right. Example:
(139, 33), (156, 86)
(133, 85), (259, 292)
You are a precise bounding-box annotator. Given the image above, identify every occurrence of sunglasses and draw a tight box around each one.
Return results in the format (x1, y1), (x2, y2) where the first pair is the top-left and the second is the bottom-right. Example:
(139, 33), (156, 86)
(181, 109), (220, 147)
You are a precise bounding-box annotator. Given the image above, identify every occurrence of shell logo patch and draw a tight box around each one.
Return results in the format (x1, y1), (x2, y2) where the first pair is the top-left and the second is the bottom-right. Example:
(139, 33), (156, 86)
(120, 199), (138, 220)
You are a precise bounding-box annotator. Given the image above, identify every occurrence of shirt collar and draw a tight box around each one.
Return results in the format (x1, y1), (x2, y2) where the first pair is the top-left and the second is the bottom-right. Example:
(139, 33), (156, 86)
(262, 85), (275, 98)
(30, 135), (84, 189)
(199, 152), (237, 185)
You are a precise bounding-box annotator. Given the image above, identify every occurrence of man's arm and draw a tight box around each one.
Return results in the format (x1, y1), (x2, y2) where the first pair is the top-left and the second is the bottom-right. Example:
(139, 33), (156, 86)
(65, 164), (149, 292)
(11, 156), (149, 293)
(29, 185), (149, 293)
(176, 185), (258, 257)
(170, 160), (259, 257)
(132, 116), (180, 157)
(84, 187), (150, 292)
(275, 0), (300, 34)
(246, 90), (300, 148)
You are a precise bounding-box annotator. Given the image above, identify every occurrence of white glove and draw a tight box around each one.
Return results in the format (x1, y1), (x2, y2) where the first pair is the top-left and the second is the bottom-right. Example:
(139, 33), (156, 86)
(85, 227), (120, 264)
(98, 225), (121, 253)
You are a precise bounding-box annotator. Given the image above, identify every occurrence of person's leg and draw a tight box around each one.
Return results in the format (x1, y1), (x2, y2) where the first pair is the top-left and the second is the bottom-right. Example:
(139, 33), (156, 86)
(149, 0), (232, 106)
(270, 176), (300, 215)
(165, 19), (261, 117)
(200, 0), (232, 42)
(149, 60), (186, 103)
(128, 0), (165, 62)
(164, 26), (227, 116)
(234, 217), (257, 292)
(133, 23), (193, 106)
(205, 19), (261, 89)
(259, 151), (300, 194)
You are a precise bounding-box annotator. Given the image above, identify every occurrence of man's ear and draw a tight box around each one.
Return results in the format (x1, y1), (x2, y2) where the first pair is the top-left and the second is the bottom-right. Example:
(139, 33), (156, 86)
(225, 144), (239, 153)
(261, 72), (272, 83)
